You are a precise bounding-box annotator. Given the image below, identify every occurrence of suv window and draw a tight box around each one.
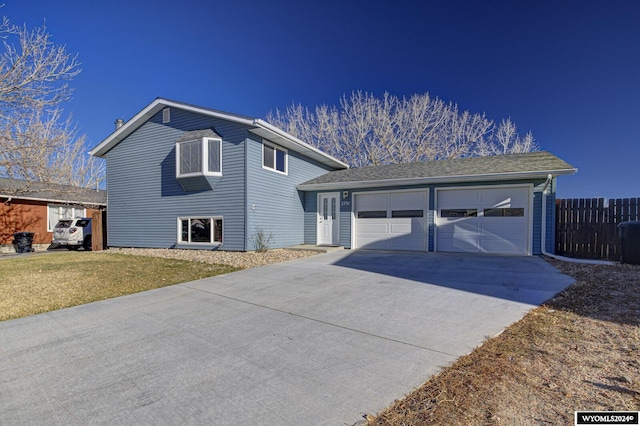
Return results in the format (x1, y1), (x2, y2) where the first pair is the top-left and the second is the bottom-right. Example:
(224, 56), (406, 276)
(76, 219), (91, 227)
(55, 220), (73, 228)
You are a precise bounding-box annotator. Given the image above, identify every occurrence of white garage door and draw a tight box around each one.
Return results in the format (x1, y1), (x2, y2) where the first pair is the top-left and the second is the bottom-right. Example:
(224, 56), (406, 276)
(354, 191), (428, 251)
(436, 186), (531, 255)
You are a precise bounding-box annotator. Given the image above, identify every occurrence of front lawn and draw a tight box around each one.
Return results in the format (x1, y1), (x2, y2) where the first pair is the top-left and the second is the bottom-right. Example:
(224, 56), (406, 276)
(0, 252), (238, 321)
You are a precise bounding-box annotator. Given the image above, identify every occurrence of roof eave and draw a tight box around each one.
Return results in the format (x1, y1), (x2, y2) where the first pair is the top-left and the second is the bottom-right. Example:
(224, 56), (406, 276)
(0, 192), (107, 205)
(296, 168), (578, 191)
(249, 120), (349, 170)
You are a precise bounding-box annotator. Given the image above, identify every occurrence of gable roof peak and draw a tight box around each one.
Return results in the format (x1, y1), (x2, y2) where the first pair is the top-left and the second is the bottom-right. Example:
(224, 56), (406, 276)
(89, 98), (348, 170)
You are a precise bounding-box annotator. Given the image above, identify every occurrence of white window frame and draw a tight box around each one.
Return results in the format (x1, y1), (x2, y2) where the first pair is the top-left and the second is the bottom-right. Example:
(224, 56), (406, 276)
(47, 204), (86, 231)
(177, 216), (223, 245)
(176, 137), (222, 178)
(262, 141), (288, 175)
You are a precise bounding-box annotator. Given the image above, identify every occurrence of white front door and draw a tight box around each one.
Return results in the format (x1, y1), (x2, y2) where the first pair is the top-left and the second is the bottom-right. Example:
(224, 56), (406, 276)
(317, 192), (340, 245)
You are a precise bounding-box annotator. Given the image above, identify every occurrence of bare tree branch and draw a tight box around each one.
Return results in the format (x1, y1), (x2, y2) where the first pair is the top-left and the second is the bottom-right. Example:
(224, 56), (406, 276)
(266, 91), (539, 167)
(0, 15), (103, 199)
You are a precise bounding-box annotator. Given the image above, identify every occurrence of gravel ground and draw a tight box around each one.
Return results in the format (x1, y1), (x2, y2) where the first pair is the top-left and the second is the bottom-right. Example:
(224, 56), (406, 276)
(106, 247), (318, 269)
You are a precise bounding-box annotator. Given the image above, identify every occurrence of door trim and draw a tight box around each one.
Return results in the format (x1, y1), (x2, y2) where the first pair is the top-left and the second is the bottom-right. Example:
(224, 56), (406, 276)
(317, 192), (340, 245)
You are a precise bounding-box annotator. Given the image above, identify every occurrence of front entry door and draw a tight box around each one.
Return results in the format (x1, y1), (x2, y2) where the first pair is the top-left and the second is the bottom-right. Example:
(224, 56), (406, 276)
(318, 192), (340, 245)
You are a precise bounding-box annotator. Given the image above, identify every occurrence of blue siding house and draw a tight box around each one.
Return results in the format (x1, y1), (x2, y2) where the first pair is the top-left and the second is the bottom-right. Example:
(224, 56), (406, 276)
(91, 98), (576, 256)
(89, 98), (348, 251)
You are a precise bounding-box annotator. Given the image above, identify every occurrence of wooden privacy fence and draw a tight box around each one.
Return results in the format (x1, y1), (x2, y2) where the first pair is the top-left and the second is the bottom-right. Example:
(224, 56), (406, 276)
(555, 198), (640, 260)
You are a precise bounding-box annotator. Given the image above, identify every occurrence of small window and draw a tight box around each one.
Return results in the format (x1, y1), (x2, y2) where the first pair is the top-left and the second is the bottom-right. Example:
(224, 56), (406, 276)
(331, 198), (337, 220)
(176, 137), (222, 178)
(440, 209), (477, 218)
(207, 138), (221, 174)
(392, 210), (423, 218)
(323, 197), (328, 220)
(178, 217), (223, 244)
(163, 107), (170, 123)
(263, 142), (287, 174)
(484, 208), (525, 217)
(48, 204), (85, 231)
(357, 211), (387, 219)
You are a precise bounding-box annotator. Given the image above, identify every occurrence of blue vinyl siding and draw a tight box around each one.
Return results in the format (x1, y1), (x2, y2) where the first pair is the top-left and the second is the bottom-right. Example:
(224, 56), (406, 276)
(245, 136), (333, 249)
(106, 108), (248, 251)
(303, 191), (317, 245)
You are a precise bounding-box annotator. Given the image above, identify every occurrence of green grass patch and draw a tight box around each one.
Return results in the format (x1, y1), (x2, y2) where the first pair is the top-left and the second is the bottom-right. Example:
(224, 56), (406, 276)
(0, 252), (238, 321)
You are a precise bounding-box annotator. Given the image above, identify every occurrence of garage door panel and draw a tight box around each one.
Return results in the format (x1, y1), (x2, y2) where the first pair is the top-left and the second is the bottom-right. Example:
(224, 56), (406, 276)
(357, 238), (391, 250)
(357, 221), (390, 234)
(390, 192), (426, 207)
(481, 239), (526, 254)
(437, 189), (481, 206)
(437, 218), (479, 237)
(389, 218), (424, 234)
(481, 219), (526, 233)
(357, 194), (389, 209)
(481, 189), (528, 205)
(437, 236), (480, 252)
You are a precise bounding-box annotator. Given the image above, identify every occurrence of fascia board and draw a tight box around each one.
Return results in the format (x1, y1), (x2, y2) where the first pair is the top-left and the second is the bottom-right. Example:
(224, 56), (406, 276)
(297, 168), (578, 191)
(0, 192), (106, 205)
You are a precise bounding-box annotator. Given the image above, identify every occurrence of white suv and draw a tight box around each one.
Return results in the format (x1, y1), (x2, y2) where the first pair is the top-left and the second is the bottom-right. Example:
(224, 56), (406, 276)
(52, 218), (93, 251)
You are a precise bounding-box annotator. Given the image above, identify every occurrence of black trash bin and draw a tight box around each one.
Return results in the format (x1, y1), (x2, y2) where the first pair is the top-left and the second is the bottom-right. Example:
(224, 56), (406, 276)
(618, 221), (640, 265)
(13, 232), (35, 253)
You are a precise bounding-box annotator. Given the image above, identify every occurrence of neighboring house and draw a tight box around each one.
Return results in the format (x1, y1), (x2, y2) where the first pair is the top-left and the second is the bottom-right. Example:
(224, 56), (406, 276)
(0, 178), (107, 251)
(90, 98), (576, 256)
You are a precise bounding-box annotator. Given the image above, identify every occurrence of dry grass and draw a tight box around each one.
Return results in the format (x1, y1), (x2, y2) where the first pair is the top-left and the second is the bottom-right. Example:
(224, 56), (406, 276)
(0, 251), (238, 321)
(371, 260), (640, 425)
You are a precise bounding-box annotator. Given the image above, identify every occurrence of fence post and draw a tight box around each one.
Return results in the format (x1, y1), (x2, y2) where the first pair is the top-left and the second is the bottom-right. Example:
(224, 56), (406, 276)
(91, 210), (104, 251)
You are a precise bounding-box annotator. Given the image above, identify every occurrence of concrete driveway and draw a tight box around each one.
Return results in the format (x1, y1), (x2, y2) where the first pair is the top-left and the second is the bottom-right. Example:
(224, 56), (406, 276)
(0, 250), (574, 425)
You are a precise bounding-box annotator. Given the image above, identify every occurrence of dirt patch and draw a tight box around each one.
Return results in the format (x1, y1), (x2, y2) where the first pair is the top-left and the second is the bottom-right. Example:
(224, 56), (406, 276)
(370, 259), (640, 425)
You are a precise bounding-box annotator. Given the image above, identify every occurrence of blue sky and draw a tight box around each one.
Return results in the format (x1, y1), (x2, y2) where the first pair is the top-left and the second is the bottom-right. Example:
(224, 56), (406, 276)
(4, 0), (639, 199)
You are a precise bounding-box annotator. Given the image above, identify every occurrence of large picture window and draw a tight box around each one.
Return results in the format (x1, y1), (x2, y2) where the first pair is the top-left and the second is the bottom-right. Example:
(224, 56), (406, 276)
(176, 137), (222, 178)
(262, 142), (287, 174)
(48, 204), (85, 231)
(178, 217), (223, 244)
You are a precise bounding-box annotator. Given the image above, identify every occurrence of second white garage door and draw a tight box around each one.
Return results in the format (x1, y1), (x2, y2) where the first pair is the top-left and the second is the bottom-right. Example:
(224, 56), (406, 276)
(354, 190), (428, 251)
(436, 186), (532, 255)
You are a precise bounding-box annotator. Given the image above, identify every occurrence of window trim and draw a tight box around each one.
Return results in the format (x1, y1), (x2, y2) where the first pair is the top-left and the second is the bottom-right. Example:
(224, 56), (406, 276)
(47, 204), (86, 232)
(177, 216), (223, 245)
(262, 141), (288, 175)
(176, 137), (222, 178)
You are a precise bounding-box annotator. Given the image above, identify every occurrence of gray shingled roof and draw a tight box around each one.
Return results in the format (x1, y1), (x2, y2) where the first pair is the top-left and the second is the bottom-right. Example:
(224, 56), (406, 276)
(0, 178), (107, 206)
(298, 151), (576, 189)
(176, 128), (222, 142)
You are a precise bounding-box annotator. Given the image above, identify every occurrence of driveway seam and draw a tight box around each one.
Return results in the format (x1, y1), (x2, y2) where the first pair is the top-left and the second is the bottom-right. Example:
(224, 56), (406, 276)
(181, 282), (457, 357)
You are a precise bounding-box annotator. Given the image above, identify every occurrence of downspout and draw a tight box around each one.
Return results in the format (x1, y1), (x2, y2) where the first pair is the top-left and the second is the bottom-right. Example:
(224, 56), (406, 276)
(540, 174), (614, 265)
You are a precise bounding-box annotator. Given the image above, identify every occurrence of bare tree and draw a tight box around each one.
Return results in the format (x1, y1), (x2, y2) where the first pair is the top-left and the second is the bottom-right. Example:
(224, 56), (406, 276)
(266, 91), (539, 167)
(0, 16), (104, 197)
